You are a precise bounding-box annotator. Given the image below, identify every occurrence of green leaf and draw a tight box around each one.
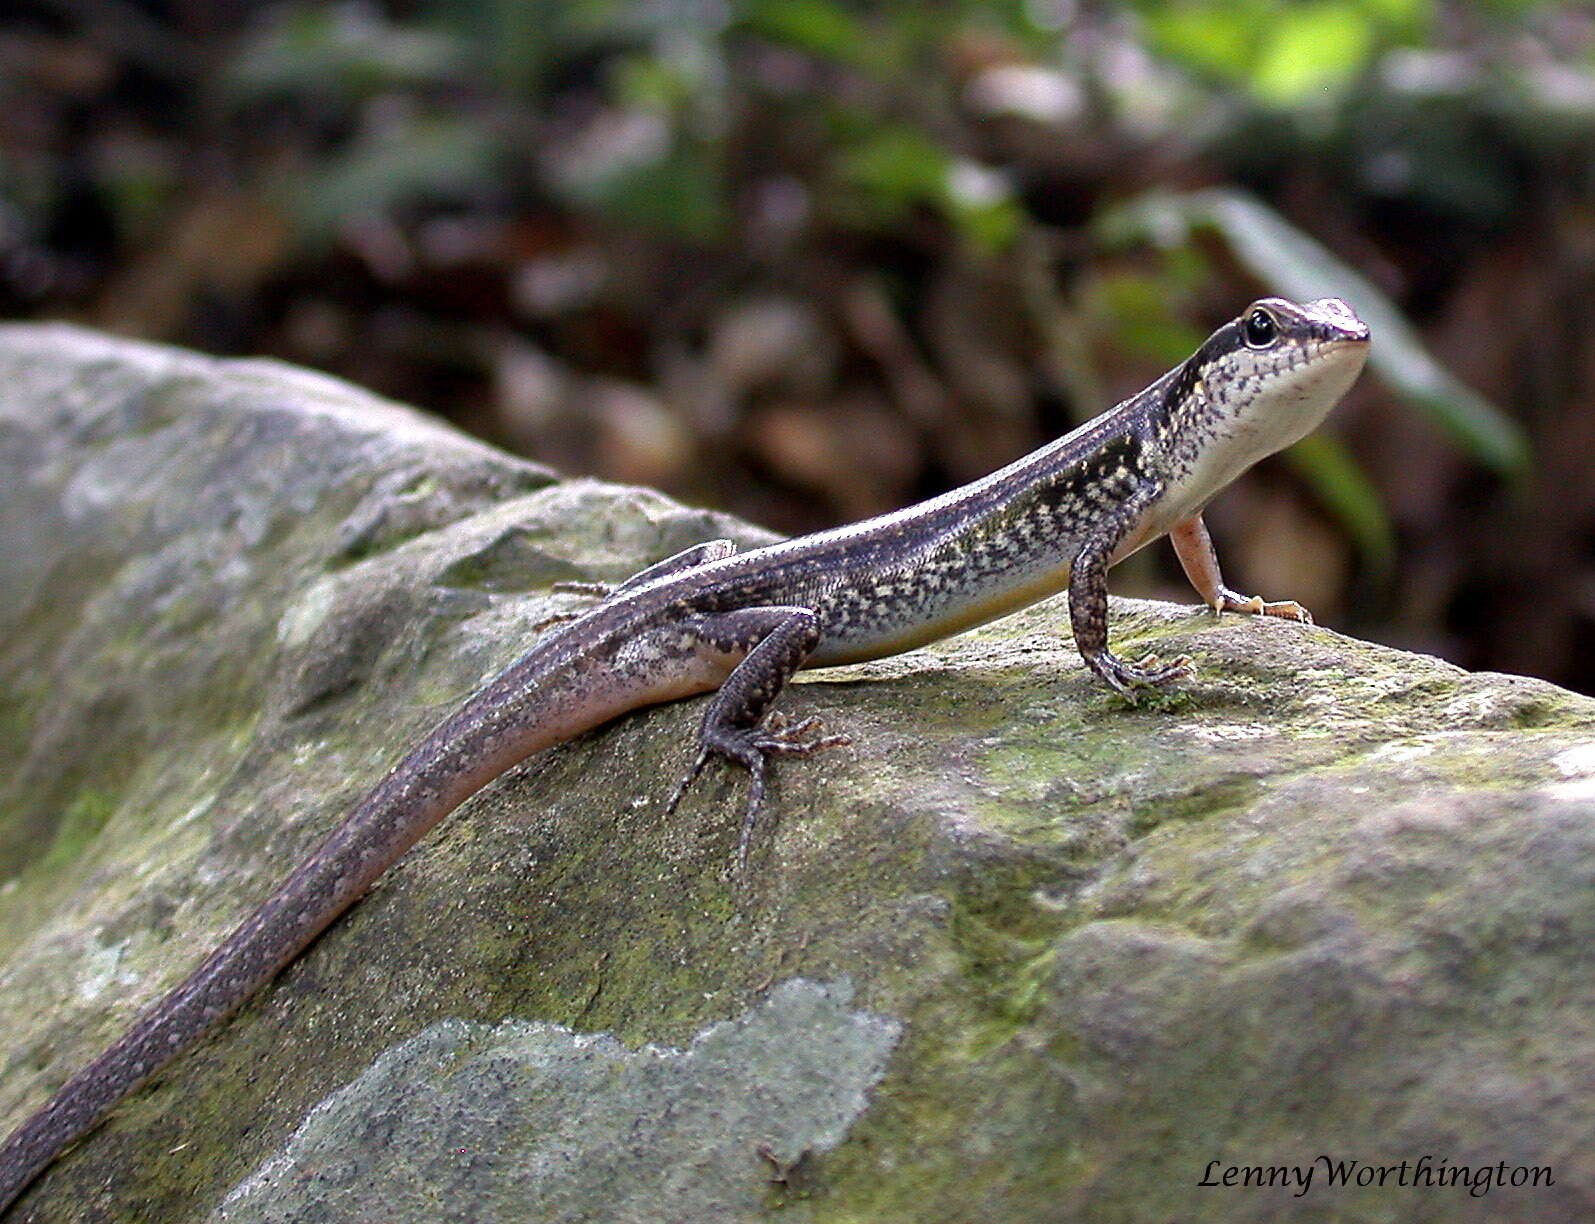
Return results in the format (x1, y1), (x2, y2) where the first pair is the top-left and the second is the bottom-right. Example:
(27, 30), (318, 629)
(1092, 272), (1206, 364)
(589, 141), (726, 241)
(290, 120), (498, 238)
(1357, 0), (1431, 31)
(1284, 433), (1395, 570)
(838, 125), (950, 215)
(1251, 3), (1373, 105)
(942, 161), (1023, 254)
(1135, 0), (1427, 99)
(1100, 187), (1530, 475)
(1138, 4), (1259, 82)
(739, 0), (879, 68)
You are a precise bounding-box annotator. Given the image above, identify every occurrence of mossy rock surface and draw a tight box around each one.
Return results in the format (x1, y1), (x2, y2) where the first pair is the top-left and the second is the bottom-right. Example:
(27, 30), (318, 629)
(3, 324), (1593, 1223)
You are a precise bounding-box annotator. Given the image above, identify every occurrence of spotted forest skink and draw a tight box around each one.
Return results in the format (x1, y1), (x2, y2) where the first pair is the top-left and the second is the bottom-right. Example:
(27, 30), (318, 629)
(0, 296), (1370, 1213)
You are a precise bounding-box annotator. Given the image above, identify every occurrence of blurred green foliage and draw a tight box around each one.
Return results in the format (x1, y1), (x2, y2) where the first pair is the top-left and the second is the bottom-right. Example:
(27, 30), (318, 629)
(196, 0), (1591, 275)
(3, 0), (1590, 595)
(223, 6), (466, 101)
(1101, 188), (1531, 475)
(1134, 0), (1427, 104)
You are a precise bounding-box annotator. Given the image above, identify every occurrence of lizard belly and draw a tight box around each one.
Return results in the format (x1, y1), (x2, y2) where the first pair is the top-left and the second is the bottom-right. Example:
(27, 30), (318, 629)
(1109, 496), (1187, 565)
(807, 560), (1075, 667)
(1108, 444), (1242, 564)
(476, 620), (738, 766)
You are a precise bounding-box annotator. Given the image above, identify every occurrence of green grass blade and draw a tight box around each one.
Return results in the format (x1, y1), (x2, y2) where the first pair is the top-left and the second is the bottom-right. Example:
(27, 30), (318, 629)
(1284, 433), (1396, 571)
(1103, 187), (1531, 475)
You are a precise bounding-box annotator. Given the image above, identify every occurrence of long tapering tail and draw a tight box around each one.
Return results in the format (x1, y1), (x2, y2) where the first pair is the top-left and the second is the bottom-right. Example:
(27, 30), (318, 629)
(0, 642), (602, 1214)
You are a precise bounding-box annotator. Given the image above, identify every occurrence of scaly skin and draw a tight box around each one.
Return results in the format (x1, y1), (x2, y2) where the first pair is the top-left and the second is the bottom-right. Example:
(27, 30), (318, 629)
(0, 297), (1369, 1214)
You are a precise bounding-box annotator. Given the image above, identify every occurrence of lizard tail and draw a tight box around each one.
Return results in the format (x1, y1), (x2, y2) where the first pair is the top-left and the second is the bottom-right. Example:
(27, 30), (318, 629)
(0, 641), (628, 1214)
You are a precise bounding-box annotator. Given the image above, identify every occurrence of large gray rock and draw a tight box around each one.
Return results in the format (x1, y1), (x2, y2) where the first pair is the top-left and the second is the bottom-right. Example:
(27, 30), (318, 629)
(2, 325), (1593, 1223)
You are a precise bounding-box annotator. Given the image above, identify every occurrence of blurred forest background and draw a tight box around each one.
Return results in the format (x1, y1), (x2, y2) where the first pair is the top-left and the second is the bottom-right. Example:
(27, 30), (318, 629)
(2, 0), (1592, 693)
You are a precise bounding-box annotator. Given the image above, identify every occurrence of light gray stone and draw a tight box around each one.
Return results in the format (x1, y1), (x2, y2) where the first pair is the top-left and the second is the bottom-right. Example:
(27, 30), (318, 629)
(3, 325), (1593, 1223)
(211, 978), (898, 1224)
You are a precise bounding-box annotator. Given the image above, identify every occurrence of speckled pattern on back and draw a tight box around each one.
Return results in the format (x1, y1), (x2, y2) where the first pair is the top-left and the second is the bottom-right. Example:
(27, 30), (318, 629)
(0, 297), (1371, 1215)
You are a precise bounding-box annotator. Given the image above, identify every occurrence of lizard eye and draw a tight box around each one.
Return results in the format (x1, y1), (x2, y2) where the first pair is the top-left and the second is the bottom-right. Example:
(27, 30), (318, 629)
(1243, 307), (1279, 348)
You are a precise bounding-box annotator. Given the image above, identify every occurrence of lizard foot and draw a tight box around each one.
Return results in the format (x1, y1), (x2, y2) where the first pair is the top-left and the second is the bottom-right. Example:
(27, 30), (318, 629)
(757, 711), (852, 754)
(1212, 590), (1314, 624)
(531, 609), (585, 631)
(551, 579), (615, 597)
(664, 714), (849, 870)
(532, 580), (622, 631)
(1087, 650), (1193, 701)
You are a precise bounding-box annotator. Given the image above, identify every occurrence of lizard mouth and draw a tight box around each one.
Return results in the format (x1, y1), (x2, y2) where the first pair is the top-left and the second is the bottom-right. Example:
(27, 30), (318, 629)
(1309, 337), (1371, 386)
(1324, 328), (1372, 349)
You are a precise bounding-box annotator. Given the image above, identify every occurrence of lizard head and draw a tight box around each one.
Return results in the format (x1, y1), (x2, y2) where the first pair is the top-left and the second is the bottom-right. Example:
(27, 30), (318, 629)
(1186, 296), (1371, 455)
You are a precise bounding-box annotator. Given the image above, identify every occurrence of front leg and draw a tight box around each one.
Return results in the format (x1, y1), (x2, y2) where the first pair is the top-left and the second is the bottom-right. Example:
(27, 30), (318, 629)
(1071, 523), (1192, 700)
(1169, 515), (1312, 623)
(663, 606), (848, 868)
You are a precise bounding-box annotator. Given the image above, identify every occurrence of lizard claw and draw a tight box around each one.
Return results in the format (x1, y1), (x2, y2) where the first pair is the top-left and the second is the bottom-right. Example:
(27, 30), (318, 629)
(533, 580), (618, 631)
(531, 609), (587, 632)
(1087, 649), (1193, 700)
(663, 749), (712, 819)
(754, 714), (851, 755)
(1258, 599), (1313, 624)
(551, 579), (615, 597)
(1216, 589), (1314, 625)
(666, 713), (850, 871)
